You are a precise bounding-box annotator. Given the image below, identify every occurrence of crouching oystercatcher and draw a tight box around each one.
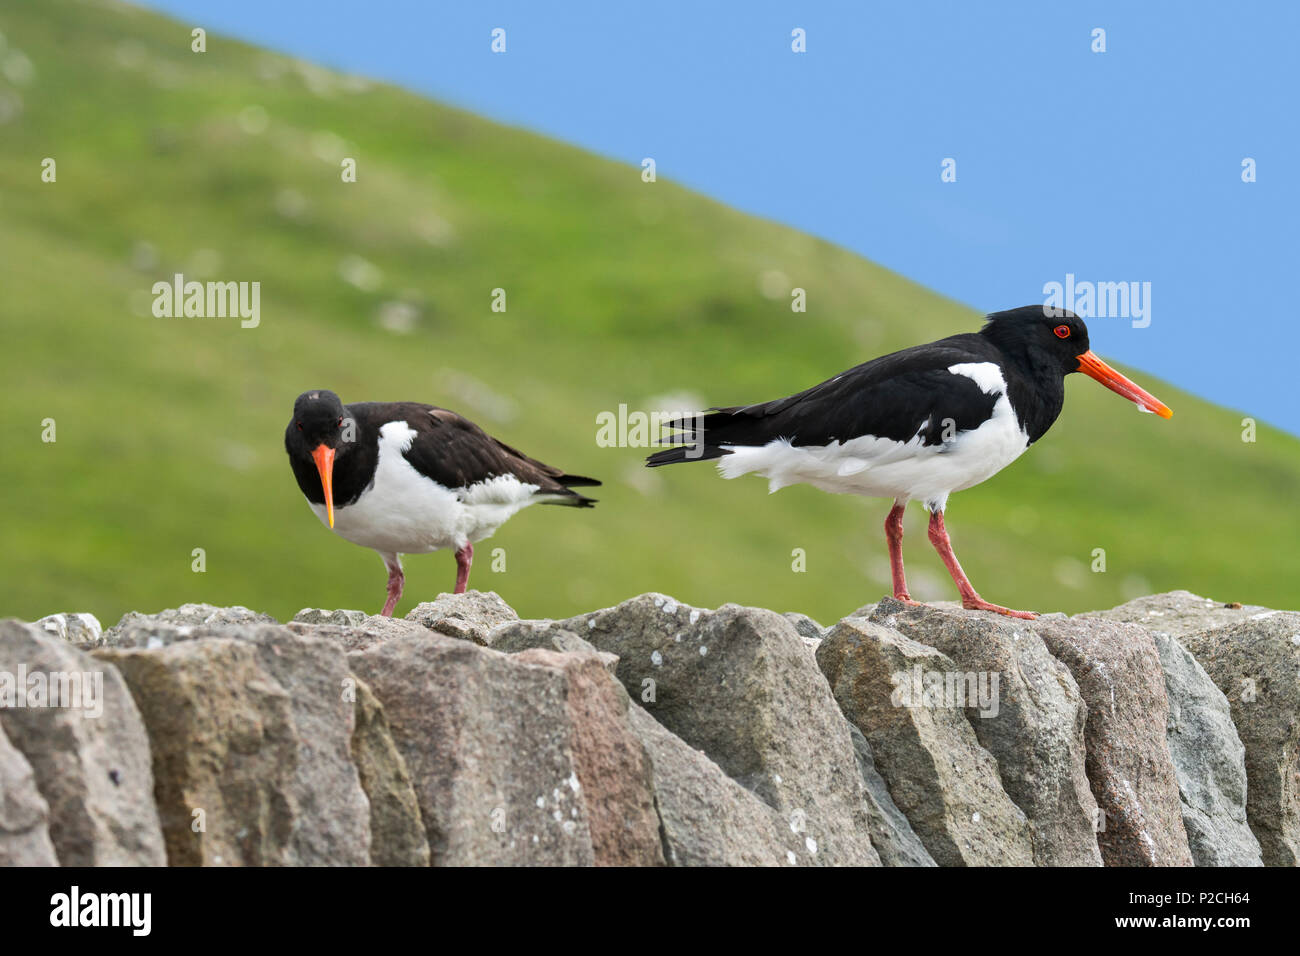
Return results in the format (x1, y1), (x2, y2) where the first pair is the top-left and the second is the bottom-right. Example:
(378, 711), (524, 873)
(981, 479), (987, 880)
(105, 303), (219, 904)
(646, 306), (1171, 619)
(286, 390), (599, 616)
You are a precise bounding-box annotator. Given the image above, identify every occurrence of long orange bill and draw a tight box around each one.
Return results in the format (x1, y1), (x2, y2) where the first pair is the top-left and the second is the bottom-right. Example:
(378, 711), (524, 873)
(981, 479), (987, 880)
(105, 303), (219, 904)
(1077, 350), (1173, 419)
(312, 444), (336, 528)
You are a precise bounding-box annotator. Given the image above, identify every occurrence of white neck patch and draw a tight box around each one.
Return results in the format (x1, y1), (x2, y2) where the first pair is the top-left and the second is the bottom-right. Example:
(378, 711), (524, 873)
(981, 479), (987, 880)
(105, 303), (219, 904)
(947, 362), (1007, 396)
(379, 420), (418, 452)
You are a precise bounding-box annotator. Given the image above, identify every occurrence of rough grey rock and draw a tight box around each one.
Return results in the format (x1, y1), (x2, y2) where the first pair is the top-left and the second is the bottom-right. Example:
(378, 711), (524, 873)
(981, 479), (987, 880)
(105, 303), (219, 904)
(404, 590), (518, 645)
(103, 603), (277, 648)
(845, 722), (936, 866)
(783, 612), (825, 649)
(293, 608), (370, 627)
(287, 615), (432, 653)
(1081, 590), (1271, 637)
(560, 594), (882, 866)
(16, 593), (1296, 869)
(1030, 617), (1193, 866)
(0, 620), (166, 866)
(32, 612), (103, 648)
(1152, 632), (1262, 866)
(626, 703), (811, 866)
(867, 598), (1101, 866)
(351, 677), (430, 867)
(97, 626), (370, 866)
(0, 722), (59, 866)
(515, 648), (664, 866)
(348, 632), (663, 865)
(488, 620), (619, 674)
(492, 615), (838, 866)
(816, 617), (1034, 866)
(1178, 612), (1300, 866)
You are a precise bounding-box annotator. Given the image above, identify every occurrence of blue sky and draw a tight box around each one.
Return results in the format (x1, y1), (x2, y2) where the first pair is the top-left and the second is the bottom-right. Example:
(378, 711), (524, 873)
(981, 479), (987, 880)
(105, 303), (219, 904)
(139, 0), (1299, 435)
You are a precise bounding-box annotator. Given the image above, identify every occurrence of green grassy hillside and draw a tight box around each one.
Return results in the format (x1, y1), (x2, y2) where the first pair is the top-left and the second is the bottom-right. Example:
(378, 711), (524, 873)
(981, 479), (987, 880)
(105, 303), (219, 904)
(2, 0), (1298, 625)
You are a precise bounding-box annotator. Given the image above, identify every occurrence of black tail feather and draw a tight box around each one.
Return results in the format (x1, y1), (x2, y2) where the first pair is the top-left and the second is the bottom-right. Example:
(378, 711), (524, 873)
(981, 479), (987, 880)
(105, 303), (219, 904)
(542, 492), (598, 508)
(541, 472), (599, 506)
(645, 443), (732, 467)
(646, 406), (754, 467)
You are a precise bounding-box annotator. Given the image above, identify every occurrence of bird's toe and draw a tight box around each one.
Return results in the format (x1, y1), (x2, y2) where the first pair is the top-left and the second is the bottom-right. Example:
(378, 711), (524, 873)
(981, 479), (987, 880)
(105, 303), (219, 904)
(962, 597), (1037, 619)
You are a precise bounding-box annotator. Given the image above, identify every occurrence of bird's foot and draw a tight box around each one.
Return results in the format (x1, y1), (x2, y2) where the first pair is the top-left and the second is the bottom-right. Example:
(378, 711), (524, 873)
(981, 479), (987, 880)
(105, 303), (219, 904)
(961, 596), (1037, 620)
(891, 593), (924, 607)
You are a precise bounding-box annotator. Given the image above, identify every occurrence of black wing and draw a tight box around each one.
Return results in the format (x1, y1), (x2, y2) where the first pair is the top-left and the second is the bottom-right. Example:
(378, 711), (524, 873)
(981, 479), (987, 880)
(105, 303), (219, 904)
(353, 402), (599, 506)
(646, 334), (1001, 466)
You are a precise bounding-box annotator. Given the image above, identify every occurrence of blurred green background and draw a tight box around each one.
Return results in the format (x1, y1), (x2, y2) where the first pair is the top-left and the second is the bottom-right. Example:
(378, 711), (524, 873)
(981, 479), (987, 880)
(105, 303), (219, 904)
(2, 0), (1297, 626)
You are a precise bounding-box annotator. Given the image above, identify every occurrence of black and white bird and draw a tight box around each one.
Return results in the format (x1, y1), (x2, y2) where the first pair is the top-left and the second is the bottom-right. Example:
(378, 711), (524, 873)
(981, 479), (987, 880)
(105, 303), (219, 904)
(647, 306), (1171, 619)
(286, 390), (599, 616)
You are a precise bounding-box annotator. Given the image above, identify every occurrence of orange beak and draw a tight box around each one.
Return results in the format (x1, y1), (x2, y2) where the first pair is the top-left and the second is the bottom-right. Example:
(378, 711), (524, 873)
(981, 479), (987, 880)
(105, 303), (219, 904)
(1077, 351), (1173, 419)
(311, 444), (336, 528)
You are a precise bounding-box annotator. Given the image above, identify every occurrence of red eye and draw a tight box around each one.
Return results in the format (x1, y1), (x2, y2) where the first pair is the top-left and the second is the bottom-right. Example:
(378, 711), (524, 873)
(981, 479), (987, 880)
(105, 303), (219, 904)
(296, 422), (303, 430)
(337, 418), (343, 427)
(1054, 325), (1071, 339)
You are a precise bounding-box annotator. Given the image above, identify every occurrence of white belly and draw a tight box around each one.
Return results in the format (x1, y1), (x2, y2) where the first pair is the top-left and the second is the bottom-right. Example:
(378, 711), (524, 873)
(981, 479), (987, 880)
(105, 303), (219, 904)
(306, 421), (542, 555)
(717, 362), (1030, 511)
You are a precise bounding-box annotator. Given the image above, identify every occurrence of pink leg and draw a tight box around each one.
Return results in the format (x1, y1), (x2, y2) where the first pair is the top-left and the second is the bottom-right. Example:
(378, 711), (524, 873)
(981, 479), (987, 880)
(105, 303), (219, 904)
(927, 510), (1036, 619)
(454, 543), (473, 594)
(380, 556), (404, 617)
(884, 501), (921, 605)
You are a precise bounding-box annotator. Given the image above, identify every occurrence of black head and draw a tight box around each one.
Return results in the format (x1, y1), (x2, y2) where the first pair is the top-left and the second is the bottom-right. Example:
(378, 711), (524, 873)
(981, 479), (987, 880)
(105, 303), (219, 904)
(288, 389), (348, 452)
(285, 389), (349, 528)
(979, 305), (1091, 377)
(979, 305), (1172, 419)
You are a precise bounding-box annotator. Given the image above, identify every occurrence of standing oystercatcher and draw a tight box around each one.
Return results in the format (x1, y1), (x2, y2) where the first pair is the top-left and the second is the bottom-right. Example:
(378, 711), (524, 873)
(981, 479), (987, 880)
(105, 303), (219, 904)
(646, 307), (1171, 619)
(285, 390), (598, 616)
